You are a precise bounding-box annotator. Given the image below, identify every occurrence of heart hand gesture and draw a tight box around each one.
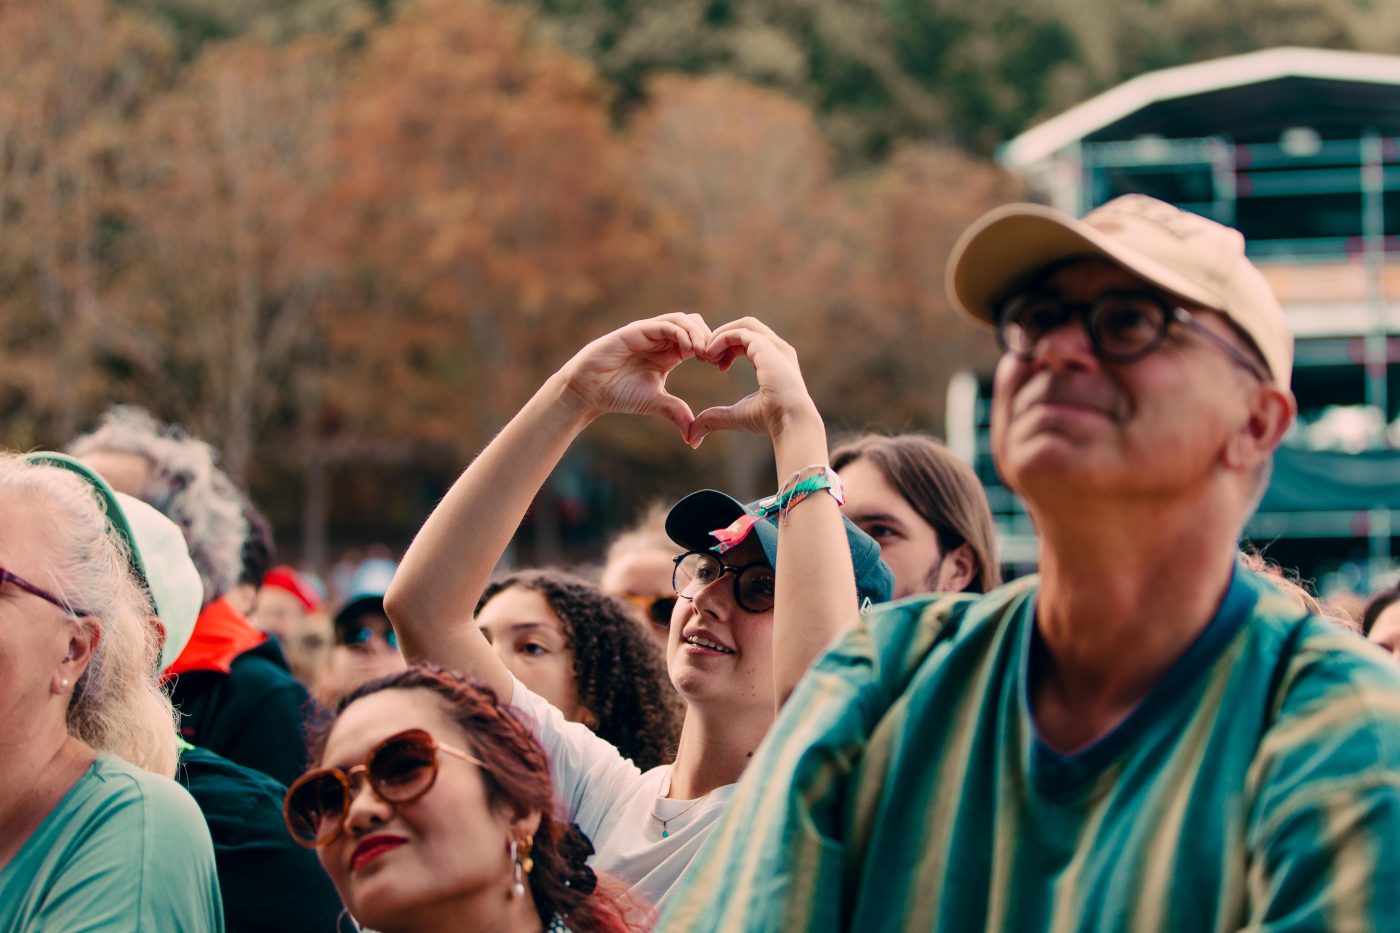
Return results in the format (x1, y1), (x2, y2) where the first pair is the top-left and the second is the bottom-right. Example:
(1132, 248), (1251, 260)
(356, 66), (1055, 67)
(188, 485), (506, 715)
(556, 312), (712, 438)
(687, 318), (820, 448)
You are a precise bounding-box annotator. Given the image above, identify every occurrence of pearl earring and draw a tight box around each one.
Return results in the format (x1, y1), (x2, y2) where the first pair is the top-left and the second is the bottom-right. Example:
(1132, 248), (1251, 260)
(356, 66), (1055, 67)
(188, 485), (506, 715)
(60, 678), (69, 689)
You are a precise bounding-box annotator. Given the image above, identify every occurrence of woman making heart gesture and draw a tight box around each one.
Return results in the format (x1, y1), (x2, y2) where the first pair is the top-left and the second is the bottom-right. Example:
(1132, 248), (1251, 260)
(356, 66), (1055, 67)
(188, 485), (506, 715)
(384, 313), (892, 913)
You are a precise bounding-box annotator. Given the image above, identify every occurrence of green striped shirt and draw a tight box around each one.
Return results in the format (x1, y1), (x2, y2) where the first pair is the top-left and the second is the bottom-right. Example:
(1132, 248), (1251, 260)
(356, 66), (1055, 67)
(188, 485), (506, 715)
(660, 567), (1400, 931)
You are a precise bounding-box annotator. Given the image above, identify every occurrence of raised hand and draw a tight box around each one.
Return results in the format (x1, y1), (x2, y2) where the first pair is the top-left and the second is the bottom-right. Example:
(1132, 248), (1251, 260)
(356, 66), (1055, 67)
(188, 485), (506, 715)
(557, 312), (711, 438)
(687, 317), (820, 448)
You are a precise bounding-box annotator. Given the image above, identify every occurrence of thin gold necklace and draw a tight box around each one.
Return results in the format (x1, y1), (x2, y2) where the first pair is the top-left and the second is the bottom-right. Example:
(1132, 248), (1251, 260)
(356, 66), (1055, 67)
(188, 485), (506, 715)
(648, 768), (711, 839)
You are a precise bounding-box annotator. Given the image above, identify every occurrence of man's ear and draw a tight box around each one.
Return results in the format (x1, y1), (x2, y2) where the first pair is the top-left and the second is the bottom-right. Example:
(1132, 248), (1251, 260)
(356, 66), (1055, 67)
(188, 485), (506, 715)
(1224, 383), (1294, 471)
(936, 543), (979, 594)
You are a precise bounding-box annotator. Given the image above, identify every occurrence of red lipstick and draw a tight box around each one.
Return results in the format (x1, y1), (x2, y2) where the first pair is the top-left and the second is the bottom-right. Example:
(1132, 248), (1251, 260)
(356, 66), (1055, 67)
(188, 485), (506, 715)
(350, 835), (407, 871)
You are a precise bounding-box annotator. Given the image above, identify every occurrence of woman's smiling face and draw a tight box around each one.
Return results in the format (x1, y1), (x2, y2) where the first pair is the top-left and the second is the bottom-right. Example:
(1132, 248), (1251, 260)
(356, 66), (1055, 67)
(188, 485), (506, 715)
(315, 688), (529, 931)
(666, 534), (776, 712)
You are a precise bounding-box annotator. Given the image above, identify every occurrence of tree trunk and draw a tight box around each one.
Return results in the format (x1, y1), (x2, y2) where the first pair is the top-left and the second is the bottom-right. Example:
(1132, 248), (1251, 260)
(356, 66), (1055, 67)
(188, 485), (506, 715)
(301, 444), (329, 575)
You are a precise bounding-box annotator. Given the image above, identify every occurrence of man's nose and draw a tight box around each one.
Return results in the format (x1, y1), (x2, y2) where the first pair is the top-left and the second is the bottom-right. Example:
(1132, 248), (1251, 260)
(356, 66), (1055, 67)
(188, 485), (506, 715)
(1032, 315), (1099, 374)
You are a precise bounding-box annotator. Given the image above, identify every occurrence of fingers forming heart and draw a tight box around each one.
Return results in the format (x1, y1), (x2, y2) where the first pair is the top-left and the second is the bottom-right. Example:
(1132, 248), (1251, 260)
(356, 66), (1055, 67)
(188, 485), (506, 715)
(687, 392), (764, 448)
(652, 389), (696, 441)
(614, 315), (806, 450)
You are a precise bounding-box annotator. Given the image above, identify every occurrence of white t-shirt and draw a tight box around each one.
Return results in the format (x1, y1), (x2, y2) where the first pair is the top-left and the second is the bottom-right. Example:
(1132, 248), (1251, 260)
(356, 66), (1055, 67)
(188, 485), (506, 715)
(509, 678), (735, 913)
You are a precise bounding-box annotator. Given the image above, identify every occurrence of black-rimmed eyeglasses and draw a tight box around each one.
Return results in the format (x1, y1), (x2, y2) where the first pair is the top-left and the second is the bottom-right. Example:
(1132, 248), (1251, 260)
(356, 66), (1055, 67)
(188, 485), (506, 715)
(672, 551), (775, 614)
(1, 566), (90, 618)
(995, 290), (1270, 382)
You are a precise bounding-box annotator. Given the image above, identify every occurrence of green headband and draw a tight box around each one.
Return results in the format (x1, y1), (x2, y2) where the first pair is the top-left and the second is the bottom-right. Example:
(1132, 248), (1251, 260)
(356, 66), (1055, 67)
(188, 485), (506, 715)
(23, 451), (152, 604)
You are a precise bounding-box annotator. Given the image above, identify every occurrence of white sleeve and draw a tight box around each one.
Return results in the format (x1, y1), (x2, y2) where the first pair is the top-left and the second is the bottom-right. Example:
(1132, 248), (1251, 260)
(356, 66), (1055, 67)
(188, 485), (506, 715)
(507, 676), (644, 842)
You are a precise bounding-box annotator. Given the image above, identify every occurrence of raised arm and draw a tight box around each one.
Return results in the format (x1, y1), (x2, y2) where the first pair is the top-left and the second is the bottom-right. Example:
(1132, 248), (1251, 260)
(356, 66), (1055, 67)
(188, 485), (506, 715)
(687, 318), (859, 708)
(385, 313), (711, 699)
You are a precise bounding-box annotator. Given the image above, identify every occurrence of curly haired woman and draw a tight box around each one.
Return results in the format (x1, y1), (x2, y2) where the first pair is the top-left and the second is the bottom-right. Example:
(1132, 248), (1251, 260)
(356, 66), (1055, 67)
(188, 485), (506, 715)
(477, 570), (681, 771)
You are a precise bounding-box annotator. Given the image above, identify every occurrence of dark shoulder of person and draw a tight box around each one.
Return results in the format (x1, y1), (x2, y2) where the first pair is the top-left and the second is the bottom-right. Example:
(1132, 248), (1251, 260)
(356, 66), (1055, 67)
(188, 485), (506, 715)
(173, 639), (323, 786)
(178, 745), (343, 933)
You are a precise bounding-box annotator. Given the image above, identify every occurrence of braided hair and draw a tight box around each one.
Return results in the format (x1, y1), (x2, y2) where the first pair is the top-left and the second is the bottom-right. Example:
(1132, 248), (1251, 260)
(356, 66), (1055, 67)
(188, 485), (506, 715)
(479, 570), (681, 770)
(331, 666), (646, 931)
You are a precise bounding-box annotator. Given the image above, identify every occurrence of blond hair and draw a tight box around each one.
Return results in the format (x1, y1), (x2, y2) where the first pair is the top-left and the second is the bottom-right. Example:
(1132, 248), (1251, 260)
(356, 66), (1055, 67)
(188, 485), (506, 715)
(1, 456), (179, 775)
(603, 501), (673, 565)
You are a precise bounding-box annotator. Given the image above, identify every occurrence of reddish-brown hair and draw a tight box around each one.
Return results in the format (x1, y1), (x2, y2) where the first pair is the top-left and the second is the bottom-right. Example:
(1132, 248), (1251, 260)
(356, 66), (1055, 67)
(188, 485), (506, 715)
(329, 666), (648, 932)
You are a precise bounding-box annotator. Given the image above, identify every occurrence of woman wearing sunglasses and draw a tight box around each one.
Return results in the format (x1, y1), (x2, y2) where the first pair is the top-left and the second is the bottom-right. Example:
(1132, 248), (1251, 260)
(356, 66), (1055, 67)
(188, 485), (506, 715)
(477, 570), (681, 771)
(385, 314), (892, 911)
(0, 454), (221, 930)
(285, 665), (643, 931)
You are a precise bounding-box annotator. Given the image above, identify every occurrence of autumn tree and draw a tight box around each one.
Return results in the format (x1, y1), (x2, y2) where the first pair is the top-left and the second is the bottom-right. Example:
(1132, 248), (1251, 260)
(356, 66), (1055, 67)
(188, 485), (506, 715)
(323, 0), (665, 559)
(114, 37), (342, 483)
(0, 0), (173, 445)
(626, 75), (875, 495)
(328, 0), (662, 435)
(839, 144), (1022, 435)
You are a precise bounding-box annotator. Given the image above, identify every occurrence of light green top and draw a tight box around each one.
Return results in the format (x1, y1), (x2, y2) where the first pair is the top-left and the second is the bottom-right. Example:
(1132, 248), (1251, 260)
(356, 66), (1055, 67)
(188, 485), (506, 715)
(661, 567), (1400, 931)
(0, 752), (223, 933)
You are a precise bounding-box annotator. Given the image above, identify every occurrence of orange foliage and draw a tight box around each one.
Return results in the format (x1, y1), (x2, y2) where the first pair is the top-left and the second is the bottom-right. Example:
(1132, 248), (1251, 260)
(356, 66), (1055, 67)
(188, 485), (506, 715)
(325, 0), (662, 449)
(0, 0), (1028, 556)
(115, 37), (341, 479)
(625, 78), (1018, 490)
(829, 144), (1023, 432)
(626, 76), (871, 490)
(0, 0), (173, 442)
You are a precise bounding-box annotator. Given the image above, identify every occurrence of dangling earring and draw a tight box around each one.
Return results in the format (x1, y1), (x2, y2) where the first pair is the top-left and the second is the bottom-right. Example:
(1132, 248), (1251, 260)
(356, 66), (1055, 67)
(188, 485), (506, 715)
(510, 838), (523, 898)
(510, 834), (535, 899)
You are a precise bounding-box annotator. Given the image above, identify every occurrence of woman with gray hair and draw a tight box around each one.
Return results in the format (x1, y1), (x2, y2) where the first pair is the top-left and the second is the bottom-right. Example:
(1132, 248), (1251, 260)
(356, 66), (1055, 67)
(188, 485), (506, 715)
(70, 405), (314, 786)
(0, 454), (222, 930)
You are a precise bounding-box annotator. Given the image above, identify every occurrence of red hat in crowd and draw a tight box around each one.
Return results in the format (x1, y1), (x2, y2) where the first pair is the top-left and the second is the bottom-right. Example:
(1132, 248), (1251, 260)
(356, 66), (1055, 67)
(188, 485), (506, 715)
(262, 564), (322, 612)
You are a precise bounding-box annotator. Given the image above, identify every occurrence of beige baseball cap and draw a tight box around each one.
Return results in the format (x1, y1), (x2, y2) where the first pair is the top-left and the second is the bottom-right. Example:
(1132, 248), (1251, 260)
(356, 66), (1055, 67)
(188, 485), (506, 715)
(946, 194), (1293, 387)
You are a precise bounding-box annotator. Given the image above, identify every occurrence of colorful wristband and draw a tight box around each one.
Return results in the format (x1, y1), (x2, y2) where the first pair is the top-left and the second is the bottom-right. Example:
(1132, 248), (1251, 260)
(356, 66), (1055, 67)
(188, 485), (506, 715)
(708, 465), (845, 553)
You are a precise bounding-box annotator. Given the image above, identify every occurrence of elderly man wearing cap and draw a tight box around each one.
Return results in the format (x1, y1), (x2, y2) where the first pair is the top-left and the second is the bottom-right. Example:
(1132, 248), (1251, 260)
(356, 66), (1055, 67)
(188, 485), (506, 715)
(659, 195), (1400, 930)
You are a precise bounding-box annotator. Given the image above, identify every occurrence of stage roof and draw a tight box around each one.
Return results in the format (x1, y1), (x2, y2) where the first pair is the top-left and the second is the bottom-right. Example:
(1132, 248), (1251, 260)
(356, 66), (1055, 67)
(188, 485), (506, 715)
(1002, 47), (1400, 170)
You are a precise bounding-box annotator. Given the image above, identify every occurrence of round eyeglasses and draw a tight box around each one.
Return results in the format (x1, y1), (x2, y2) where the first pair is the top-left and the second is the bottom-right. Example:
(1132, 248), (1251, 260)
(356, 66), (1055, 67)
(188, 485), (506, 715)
(283, 728), (485, 848)
(671, 551), (776, 614)
(995, 289), (1269, 381)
